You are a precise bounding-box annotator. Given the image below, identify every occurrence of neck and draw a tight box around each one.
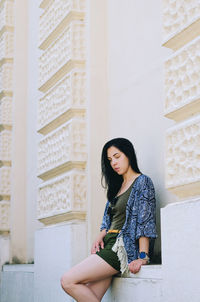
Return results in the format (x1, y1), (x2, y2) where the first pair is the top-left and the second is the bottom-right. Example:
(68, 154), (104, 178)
(122, 167), (139, 183)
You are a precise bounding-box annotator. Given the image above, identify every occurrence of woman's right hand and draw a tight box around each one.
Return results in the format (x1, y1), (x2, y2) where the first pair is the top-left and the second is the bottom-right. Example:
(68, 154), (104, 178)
(91, 229), (106, 254)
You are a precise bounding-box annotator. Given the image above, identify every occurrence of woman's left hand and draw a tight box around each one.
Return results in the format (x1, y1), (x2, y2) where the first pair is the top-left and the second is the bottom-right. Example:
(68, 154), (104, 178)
(128, 259), (148, 274)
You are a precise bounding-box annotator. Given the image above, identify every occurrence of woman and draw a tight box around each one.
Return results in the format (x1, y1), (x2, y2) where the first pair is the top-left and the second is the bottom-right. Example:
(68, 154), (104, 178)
(61, 138), (157, 302)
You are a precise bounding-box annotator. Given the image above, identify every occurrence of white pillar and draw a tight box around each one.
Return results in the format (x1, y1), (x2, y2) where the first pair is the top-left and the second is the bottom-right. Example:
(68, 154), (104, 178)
(10, 0), (28, 263)
(162, 1), (200, 301)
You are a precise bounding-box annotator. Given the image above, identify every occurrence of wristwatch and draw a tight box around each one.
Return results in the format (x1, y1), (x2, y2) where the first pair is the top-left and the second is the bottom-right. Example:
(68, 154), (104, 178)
(138, 251), (150, 263)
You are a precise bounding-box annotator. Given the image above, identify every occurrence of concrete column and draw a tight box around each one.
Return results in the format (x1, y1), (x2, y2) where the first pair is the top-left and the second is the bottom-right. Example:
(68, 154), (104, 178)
(87, 0), (109, 250)
(10, 0), (28, 263)
(162, 1), (200, 301)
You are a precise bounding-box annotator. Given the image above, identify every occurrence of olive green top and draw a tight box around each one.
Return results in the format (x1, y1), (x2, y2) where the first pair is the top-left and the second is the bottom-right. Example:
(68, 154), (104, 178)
(109, 180), (135, 230)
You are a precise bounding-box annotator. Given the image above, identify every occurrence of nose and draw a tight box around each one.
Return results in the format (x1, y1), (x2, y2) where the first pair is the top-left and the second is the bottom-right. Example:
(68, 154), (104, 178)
(111, 158), (118, 166)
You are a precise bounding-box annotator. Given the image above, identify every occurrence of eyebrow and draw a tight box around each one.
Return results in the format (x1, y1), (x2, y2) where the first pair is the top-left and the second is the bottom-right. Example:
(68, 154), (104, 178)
(107, 152), (120, 159)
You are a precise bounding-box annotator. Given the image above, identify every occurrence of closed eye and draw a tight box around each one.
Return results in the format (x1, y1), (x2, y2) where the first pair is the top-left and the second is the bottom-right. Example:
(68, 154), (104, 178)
(107, 153), (121, 161)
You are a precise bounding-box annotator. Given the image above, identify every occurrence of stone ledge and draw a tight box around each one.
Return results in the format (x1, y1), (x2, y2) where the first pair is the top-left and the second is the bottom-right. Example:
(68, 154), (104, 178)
(128, 264), (162, 280)
(103, 265), (162, 302)
(38, 210), (86, 225)
(163, 18), (200, 51)
(37, 161), (86, 181)
(39, 0), (50, 10)
(38, 59), (85, 93)
(39, 11), (85, 50)
(37, 108), (86, 135)
(164, 97), (200, 122)
(2, 264), (34, 272)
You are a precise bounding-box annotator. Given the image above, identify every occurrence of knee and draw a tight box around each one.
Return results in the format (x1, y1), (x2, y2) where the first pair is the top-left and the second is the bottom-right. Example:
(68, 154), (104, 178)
(60, 273), (75, 294)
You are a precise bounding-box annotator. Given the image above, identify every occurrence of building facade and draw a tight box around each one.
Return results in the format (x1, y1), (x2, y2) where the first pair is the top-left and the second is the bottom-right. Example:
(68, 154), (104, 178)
(0, 0), (200, 301)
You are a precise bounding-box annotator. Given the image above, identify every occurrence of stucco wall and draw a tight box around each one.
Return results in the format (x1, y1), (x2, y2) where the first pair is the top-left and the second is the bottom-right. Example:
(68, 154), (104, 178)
(102, 0), (174, 258)
(1, 0), (200, 301)
(0, 265), (34, 302)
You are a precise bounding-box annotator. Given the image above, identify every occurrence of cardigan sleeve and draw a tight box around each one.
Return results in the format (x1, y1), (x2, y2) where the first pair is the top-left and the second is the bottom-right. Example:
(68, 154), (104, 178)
(135, 176), (157, 240)
(100, 201), (110, 232)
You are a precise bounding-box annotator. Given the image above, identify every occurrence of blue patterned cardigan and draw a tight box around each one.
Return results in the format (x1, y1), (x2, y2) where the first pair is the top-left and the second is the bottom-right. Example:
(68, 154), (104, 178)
(100, 174), (157, 274)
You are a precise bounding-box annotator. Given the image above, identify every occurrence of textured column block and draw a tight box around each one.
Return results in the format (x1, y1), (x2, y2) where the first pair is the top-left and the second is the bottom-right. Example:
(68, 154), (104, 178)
(0, 129), (12, 161)
(39, 0), (86, 46)
(161, 198), (200, 302)
(0, 201), (10, 231)
(38, 119), (86, 177)
(38, 70), (86, 131)
(0, 0), (14, 31)
(0, 97), (12, 125)
(0, 166), (11, 196)
(34, 223), (87, 300)
(164, 36), (200, 121)
(39, 21), (85, 88)
(37, 171), (86, 223)
(0, 62), (13, 92)
(166, 115), (200, 197)
(163, 0), (200, 49)
(0, 31), (14, 61)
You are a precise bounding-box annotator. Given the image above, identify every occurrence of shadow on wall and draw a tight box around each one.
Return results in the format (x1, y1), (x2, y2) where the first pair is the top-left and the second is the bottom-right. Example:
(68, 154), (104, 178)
(4, 256), (34, 265)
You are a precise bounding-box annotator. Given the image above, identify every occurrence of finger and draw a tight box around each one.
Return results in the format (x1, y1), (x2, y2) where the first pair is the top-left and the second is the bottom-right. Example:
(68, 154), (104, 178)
(91, 244), (97, 254)
(91, 248), (96, 254)
(95, 244), (100, 252)
(129, 264), (139, 274)
(100, 241), (104, 249)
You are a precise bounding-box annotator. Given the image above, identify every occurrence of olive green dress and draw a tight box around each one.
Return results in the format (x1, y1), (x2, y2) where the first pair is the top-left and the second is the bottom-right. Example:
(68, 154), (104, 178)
(96, 182), (134, 271)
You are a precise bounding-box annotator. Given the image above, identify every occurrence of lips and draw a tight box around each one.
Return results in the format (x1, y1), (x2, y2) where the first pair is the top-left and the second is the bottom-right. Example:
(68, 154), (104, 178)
(114, 167), (120, 172)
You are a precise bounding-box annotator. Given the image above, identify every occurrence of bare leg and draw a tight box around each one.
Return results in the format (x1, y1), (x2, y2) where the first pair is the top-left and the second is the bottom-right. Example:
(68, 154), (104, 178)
(60, 254), (119, 302)
(87, 277), (112, 301)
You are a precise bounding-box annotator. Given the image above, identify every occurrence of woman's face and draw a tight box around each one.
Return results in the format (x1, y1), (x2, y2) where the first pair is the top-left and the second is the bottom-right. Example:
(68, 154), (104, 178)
(107, 146), (130, 175)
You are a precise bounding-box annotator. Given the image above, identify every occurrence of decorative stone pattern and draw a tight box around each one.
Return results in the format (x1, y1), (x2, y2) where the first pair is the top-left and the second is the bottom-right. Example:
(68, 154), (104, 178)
(0, 201), (10, 231)
(37, 171), (86, 219)
(37, 0), (87, 223)
(166, 115), (200, 189)
(38, 70), (86, 129)
(0, 167), (11, 196)
(0, 97), (12, 125)
(37, 120), (86, 174)
(164, 36), (200, 119)
(0, 0), (14, 31)
(0, 129), (11, 161)
(72, 172), (87, 210)
(39, 21), (85, 87)
(163, 0), (200, 41)
(0, 62), (13, 92)
(0, 31), (14, 60)
(39, 0), (86, 45)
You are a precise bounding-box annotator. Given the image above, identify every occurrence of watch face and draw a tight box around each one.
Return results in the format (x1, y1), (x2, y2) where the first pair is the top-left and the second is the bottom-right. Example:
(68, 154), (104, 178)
(139, 252), (146, 259)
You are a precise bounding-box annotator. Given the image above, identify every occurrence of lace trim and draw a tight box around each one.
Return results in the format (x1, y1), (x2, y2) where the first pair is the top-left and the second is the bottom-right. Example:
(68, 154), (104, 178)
(112, 235), (130, 277)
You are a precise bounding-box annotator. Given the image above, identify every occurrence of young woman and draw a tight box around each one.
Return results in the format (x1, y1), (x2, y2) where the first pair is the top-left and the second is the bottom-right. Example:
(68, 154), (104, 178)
(61, 138), (157, 302)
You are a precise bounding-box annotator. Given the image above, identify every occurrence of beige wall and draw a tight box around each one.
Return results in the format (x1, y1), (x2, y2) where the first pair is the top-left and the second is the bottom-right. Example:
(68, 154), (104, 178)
(86, 0), (109, 249)
(88, 0), (175, 258)
(10, 0), (28, 262)
(1, 1), (200, 302)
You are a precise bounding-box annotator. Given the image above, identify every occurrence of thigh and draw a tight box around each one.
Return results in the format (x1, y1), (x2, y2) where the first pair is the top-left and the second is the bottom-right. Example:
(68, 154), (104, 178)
(87, 277), (112, 301)
(62, 254), (119, 285)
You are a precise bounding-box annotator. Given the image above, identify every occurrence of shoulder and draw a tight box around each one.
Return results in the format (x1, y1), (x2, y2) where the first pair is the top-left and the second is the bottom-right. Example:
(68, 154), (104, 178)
(136, 174), (154, 185)
(135, 174), (155, 193)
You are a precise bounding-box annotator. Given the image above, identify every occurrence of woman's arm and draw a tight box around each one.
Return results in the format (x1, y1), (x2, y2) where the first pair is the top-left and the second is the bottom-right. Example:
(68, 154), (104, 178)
(91, 229), (107, 254)
(128, 236), (150, 274)
(139, 236), (149, 254)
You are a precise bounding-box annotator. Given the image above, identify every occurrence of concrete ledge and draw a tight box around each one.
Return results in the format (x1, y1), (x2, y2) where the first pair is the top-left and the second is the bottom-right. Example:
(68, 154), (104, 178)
(2, 264), (34, 272)
(129, 264), (162, 280)
(103, 265), (163, 302)
(0, 264), (34, 302)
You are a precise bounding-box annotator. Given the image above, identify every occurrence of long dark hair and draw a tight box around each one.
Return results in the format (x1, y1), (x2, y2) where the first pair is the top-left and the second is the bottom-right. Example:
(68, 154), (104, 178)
(101, 138), (141, 201)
